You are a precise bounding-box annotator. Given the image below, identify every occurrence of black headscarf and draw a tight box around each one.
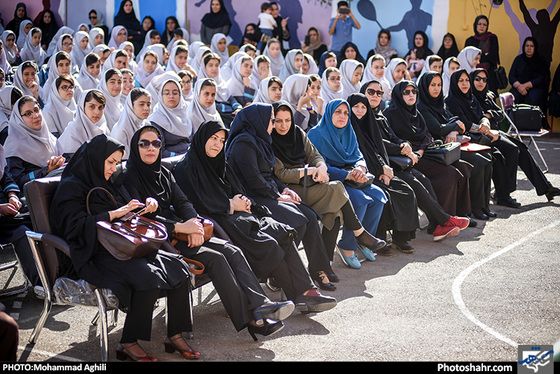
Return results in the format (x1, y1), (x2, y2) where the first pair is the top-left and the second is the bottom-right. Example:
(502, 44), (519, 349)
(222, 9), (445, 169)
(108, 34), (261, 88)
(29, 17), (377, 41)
(437, 33), (459, 60)
(348, 93), (388, 176)
(337, 41), (366, 66)
(226, 103), (275, 167)
(174, 120), (245, 218)
(270, 101), (306, 166)
(50, 134), (126, 271)
(515, 37), (548, 83)
(383, 80), (429, 144)
(6, 3), (31, 39)
(113, 0), (142, 31)
(201, 0), (232, 29)
(37, 9), (59, 48)
(409, 31), (433, 60)
(444, 68), (485, 126)
(417, 71), (448, 123)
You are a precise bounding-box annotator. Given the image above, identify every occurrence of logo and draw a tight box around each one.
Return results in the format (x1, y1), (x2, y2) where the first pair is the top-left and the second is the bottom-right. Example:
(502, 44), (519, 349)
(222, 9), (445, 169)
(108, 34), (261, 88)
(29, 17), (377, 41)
(518, 345), (554, 374)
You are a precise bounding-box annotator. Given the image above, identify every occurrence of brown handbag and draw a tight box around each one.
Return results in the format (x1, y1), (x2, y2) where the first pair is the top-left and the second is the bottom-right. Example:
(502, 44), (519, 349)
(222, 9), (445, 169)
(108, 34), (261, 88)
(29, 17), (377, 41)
(170, 218), (214, 275)
(87, 187), (168, 261)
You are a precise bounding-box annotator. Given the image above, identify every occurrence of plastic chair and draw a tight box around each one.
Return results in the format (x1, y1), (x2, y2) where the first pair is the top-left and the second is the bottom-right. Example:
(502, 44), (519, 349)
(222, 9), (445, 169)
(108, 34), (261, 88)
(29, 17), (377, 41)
(499, 92), (549, 173)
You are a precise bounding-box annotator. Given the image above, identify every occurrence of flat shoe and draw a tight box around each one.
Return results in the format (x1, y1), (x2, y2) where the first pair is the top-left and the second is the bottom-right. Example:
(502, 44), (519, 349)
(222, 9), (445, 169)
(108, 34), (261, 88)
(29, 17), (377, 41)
(357, 245), (376, 262)
(392, 241), (414, 253)
(496, 197), (521, 208)
(337, 247), (361, 269)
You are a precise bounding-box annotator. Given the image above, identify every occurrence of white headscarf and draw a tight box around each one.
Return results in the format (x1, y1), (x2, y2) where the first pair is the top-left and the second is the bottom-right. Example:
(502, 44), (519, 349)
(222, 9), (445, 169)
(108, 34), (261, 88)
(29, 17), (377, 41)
(362, 55), (391, 101)
(110, 90), (151, 155)
(43, 51), (83, 102)
(198, 54), (231, 102)
(144, 71), (181, 107)
(97, 69), (123, 129)
(4, 96), (60, 167)
(0, 86), (18, 134)
(251, 55), (272, 86)
(303, 53), (319, 75)
(193, 46), (212, 77)
(71, 30), (91, 67)
(88, 27), (105, 48)
(166, 41), (188, 73)
(108, 26), (127, 49)
(210, 33), (229, 66)
(220, 51), (248, 82)
(226, 55), (257, 97)
(1, 31), (17, 65)
(263, 39), (284, 77)
(119, 41), (138, 73)
(340, 59), (363, 99)
(19, 27), (46, 66)
(42, 75), (77, 135)
(16, 20), (33, 50)
(384, 57), (407, 90)
(457, 46), (481, 74)
(77, 53), (100, 90)
(282, 74), (313, 130)
(147, 79), (191, 138)
(166, 28), (189, 51)
(135, 49), (165, 88)
(136, 29), (158, 60)
(57, 89), (110, 155)
(442, 57), (457, 97)
(279, 49), (303, 82)
(46, 26), (74, 59)
(186, 78), (223, 135)
(13, 61), (45, 100)
(188, 41), (205, 66)
(320, 68), (343, 104)
(252, 76), (276, 104)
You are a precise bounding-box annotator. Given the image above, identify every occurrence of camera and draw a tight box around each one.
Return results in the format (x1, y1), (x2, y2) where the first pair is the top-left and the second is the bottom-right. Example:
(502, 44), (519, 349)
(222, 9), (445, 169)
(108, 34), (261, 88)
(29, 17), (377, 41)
(339, 8), (350, 14)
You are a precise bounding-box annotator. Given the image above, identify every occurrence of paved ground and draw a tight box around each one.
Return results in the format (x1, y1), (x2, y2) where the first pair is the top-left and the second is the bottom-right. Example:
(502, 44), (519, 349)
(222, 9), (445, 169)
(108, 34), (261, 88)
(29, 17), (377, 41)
(1, 135), (560, 365)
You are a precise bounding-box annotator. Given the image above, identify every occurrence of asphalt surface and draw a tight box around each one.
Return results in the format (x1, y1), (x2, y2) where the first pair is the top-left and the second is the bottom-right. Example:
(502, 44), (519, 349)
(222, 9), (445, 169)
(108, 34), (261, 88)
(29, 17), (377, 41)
(1, 135), (560, 365)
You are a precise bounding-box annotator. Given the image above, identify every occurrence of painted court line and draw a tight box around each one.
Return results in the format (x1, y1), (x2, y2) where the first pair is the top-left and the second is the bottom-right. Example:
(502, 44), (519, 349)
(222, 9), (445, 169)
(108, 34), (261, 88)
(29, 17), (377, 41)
(452, 220), (560, 347)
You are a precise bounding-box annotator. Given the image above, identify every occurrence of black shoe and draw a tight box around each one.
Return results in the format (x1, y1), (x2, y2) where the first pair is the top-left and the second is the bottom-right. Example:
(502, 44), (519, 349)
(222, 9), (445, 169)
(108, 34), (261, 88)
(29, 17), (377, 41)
(468, 217), (478, 227)
(472, 209), (489, 220)
(355, 230), (387, 251)
(326, 271), (340, 283)
(545, 187), (560, 202)
(248, 319), (285, 341)
(392, 241), (414, 253)
(482, 208), (497, 218)
(295, 291), (337, 314)
(496, 197), (521, 208)
(311, 271), (337, 291)
(252, 301), (295, 325)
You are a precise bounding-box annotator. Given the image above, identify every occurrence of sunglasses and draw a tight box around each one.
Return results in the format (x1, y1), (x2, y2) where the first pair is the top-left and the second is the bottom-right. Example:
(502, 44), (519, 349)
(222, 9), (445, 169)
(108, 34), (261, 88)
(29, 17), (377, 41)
(474, 76), (488, 82)
(138, 139), (162, 149)
(402, 88), (418, 96)
(366, 89), (384, 97)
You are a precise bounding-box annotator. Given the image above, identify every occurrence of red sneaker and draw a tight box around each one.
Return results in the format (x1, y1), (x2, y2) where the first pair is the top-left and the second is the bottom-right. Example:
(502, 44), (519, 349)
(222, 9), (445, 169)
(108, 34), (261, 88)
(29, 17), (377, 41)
(444, 216), (470, 230)
(433, 225), (461, 242)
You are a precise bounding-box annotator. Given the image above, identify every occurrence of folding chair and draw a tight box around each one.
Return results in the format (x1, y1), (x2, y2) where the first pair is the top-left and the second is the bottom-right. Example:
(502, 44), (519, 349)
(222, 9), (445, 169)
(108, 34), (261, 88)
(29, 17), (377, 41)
(499, 92), (549, 173)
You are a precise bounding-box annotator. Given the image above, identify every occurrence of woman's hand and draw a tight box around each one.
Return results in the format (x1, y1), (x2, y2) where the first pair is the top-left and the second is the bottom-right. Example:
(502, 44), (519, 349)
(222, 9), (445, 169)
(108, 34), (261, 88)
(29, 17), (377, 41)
(445, 131), (458, 143)
(109, 199), (145, 221)
(312, 163), (329, 183)
(46, 155), (65, 173)
(7, 194), (22, 212)
(0, 203), (19, 216)
(348, 168), (368, 183)
(230, 194), (251, 213)
(175, 217), (205, 247)
(379, 174), (391, 186)
(142, 197), (158, 214)
(278, 188), (301, 204)
(382, 164), (394, 180)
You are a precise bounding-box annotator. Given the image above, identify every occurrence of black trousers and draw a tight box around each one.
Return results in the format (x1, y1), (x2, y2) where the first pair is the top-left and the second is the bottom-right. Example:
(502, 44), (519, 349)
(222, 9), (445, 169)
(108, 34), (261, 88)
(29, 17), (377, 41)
(460, 150), (493, 210)
(321, 201), (363, 262)
(120, 280), (191, 343)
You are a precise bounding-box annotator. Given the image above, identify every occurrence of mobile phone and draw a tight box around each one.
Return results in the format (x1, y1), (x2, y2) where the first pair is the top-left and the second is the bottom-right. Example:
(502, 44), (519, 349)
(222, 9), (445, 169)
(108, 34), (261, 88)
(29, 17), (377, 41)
(304, 35), (310, 45)
(339, 8), (349, 14)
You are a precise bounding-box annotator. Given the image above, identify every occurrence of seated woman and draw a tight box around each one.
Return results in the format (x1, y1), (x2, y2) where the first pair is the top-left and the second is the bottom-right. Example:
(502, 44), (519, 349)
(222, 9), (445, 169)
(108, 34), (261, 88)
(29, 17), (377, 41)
(442, 56), (460, 97)
(302, 53), (319, 76)
(384, 58), (411, 93)
(508, 37), (549, 115)
(123, 125), (295, 340)
(308, 99), (389, 266)
(317, 51), (337, 77)
(360, 80), (470, 239)
(42, 75), (77, 137)
(147, 79), (191, 157)
(252, 76), (283, 105)
(198, 52), (243, 127)
(43, 51), (83, 103)
(13, 61), (46, 107)
(383, 80), (472, 219)
(470, 68), (560, 202)
(456, 46), (481, 74)
(320, 67), (343, 105)
(186, 78), (224, 134)
(337, 42), (366, 67)
(110, 87), (151, 156)
(348, 93), (420, 250)
(263, 39), (284, 77)
(417, 71), (494, 220)
(278, 49), (303, 82)
(0, 87), (23, 145)
(271, 101), (385, 270)
(370, 29), (398, 64)
(226, 54), (258, 107)
(58, 89), (110, 157)
(166, 44), (191, 74)
(77, 53), (102, 90)
(281, 74), (322, 131)
(134, 50), (165, 88)
(50, 134), (195, 362)
(174, 119), (336, 313)
(97, 68), (124, 129)
(252, 55), (272, 86)
(404, 31), (434, 80)
(225, 104), (345, 282)
(340, 59), (364, 99)
(5, 96), (65, 189)
(417, 54), (443, 79)
(362, 54), (391, 102)
(120, 68), (135, 105)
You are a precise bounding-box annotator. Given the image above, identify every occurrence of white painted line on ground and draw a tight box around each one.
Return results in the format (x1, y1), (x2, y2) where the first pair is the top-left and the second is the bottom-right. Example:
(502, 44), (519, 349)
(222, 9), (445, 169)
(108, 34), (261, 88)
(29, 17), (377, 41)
(452, 219), (560, 347)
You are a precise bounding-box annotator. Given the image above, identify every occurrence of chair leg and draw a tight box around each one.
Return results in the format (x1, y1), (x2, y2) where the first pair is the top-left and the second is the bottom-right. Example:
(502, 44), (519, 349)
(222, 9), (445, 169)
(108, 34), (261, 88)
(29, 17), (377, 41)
(528, 136), (549, 173)
(94, 289), (110, 362)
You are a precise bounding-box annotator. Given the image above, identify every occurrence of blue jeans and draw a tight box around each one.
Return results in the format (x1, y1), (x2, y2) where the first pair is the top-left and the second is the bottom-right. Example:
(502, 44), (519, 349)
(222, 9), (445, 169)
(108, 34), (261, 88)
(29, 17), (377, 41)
(338, 191), (385, 252)
(257, 29), (273, 52)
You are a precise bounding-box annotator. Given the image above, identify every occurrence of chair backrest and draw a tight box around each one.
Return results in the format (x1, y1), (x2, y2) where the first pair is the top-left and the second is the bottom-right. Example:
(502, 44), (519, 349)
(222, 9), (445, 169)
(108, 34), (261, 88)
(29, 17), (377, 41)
(499, 92), (515, 112)
(23, 176), (62, 282)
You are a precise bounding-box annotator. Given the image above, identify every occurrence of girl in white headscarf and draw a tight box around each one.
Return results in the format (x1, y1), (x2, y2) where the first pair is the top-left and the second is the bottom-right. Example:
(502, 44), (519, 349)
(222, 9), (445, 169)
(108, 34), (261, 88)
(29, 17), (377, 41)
(188, 40), (205, 66)
(442, 56), (460, 97)
(252, 76), (283, 104)
(108, 25), (127, 49)
(43, 51), (83, 102)
(361, 54), (391, 101)
(110, 87), (152, 156)
(72, 30), (91, 68)
(281, 73), (321, 131)
(13, 61), (46, 106)
(134, 50), (165, 88)
(148, 79), (191, 156)
(16, 20), (32, 50)
(320, 67), (343, 105)
(263, 38), (284, 77)
(226, 55), (257, 106)
(302, 53), (319, 75)
(57, 89), (110, 156)
(186, 78), (223, 134)
(384, 57), (409, 91)
(220, 50), (248, 82)
(119, 41), (138, 73)
(251, 55), (272, 86)
(136, 29), (160, 60)
(339, 59), (363, 99)
(46, 26), (74, 59)
(1, 31), (18, 66)
(210, 33), (229, 66)
(166, 43), (190, 73)
(0, 86), (23, 141)
(88, 27), (105, 48)
(278, 49), (303, 82)
(101, 49), (129, 74)
(19, 27), (46, 66)
(97, 68), (123, 129)
(4, 95), (64, 188)
(456, 46), (481, 74)
(42, 74), (77, 136)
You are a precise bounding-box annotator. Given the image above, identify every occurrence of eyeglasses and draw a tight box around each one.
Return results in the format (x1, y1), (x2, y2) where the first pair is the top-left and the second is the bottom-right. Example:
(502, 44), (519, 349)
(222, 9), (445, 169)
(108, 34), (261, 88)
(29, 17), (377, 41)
(21, 107), (41, 117)
(328, 76), (341, 82)
(366, 89), (384, 97)
(138, 139), (162, 149)
(59, 84), (74, 91)
(402, 88), (418, 96)
(474, 76), (487, 82)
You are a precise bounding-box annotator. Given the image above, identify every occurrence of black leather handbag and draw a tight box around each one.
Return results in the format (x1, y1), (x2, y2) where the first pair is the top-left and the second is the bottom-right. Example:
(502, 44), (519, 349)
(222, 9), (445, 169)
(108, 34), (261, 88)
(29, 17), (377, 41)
(388, 155), (413, 171)
(423, 141), (461, 165)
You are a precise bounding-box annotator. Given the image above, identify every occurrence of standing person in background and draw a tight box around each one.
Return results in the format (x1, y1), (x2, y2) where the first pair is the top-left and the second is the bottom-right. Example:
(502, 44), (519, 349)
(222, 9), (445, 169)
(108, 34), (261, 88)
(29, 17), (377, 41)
(464, 15), (500, 97)
(160, 16), (179, 47)
(88, 10), (110, 45)
(6, 3), (31, 41)
(269, 2), (290, 55)
(328, 1), (361, 56)
(113, 0), (143, 53)
(200, 0), (232, 46)
(36, 10), (59, 51)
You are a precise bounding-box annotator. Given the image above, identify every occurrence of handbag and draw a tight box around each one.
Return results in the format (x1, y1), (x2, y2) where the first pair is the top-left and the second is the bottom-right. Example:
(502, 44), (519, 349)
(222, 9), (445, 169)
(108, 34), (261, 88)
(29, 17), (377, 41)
(343, 167), (375, 189)
(87, 187), (168, 261)
(388, 155), (413, 171)
(170, 218), (214, 275)
(422, 141), (461, 165)
(510, 104), (545, 132)
(495, 66), (508, 90)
